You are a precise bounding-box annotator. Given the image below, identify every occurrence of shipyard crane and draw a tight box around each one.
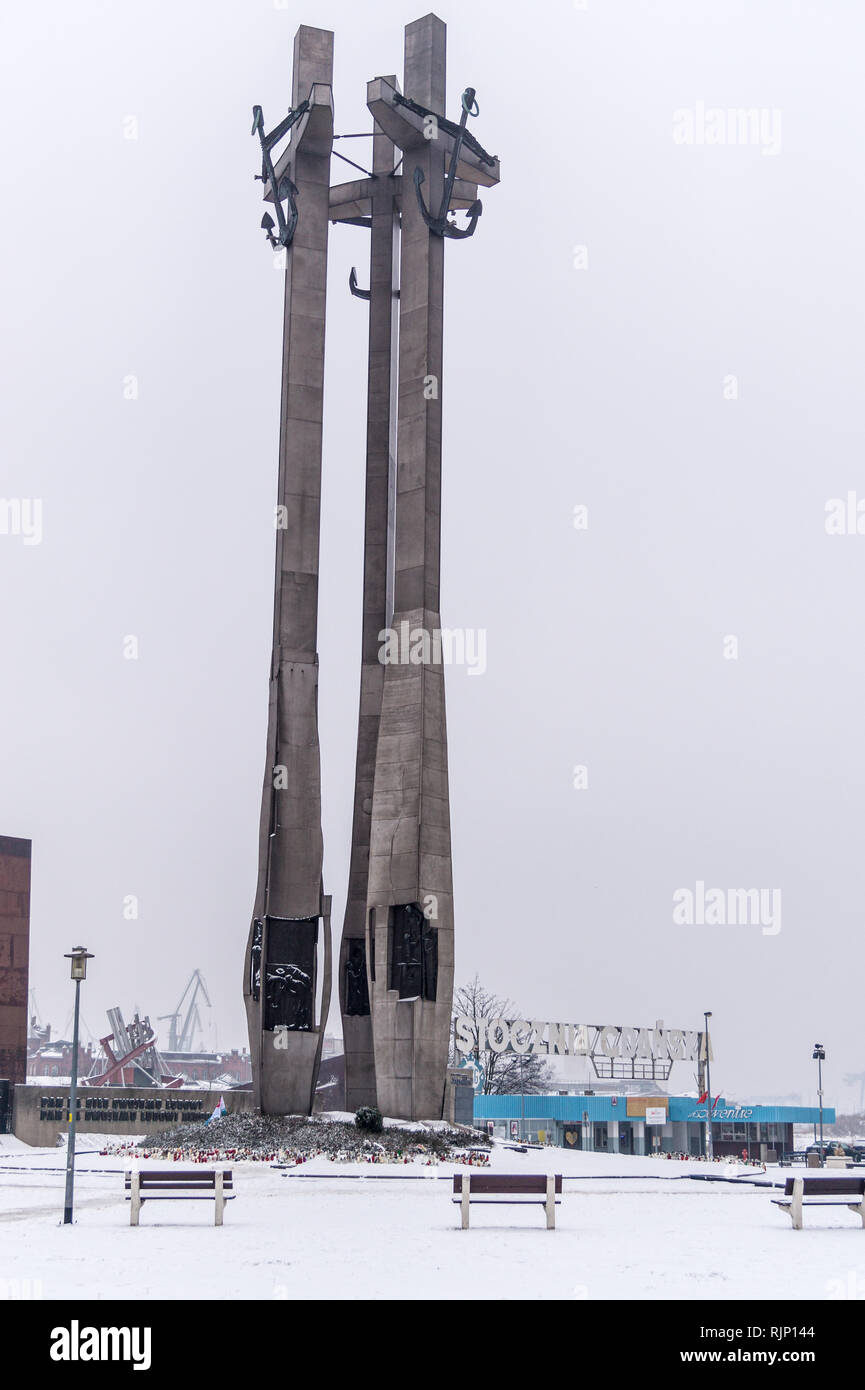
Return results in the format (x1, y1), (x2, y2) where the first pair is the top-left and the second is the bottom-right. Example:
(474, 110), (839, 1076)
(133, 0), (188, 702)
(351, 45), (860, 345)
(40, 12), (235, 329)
(158, 970), (211, 1053)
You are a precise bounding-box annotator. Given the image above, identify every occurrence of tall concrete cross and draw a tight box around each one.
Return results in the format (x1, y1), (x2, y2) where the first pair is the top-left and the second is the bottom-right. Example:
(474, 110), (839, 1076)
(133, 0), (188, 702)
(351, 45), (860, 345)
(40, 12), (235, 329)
(337, 14), (501, 1119)
(334, 81), (401, 1112)
(243, 25), (335, 1115)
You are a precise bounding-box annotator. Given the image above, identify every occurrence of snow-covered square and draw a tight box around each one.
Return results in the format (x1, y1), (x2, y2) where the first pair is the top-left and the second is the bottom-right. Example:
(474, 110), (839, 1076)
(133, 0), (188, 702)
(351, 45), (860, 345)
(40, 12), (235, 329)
(2, 1136), (863, 1302)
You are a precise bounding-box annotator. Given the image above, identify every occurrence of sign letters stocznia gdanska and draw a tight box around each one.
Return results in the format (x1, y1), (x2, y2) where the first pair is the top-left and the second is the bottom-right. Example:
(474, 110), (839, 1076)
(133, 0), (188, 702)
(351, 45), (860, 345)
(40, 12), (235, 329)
(453, 1017), (705, 1062)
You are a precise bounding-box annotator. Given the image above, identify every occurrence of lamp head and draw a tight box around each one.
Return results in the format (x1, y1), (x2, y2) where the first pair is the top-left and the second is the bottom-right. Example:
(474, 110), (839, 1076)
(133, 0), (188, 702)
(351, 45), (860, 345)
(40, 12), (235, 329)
(64, 947), (94, 982)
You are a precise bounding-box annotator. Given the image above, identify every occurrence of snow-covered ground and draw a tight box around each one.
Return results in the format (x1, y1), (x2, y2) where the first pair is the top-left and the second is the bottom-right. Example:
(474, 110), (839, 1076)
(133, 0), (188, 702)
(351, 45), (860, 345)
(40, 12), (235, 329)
(1, 1140), (863, 1301)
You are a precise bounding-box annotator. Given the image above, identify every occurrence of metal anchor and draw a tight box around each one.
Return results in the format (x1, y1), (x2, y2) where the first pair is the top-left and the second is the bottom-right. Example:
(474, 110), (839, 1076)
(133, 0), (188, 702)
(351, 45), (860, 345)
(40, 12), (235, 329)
(414, 87), (483, 240)
(348, 267), (371, 300)
(349, 267), (400, 302)
(251, 101), (309, 249)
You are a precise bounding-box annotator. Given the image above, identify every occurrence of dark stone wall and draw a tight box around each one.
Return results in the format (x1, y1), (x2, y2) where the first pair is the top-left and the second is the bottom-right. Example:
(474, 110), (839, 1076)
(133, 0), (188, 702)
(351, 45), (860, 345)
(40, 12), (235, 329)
(0, 837), (31, 1087)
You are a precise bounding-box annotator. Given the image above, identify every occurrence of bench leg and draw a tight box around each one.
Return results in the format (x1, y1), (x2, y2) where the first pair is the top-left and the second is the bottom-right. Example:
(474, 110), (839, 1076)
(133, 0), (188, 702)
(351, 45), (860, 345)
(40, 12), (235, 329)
(790, 1178), (803, 1229)
(214, 1172), (225, 1227)
(846, 1200), (865, 1228)
(460, 1174), (470, 1230)
(130, 1171), (141, 1227)
(545, 1176), (556, 1230)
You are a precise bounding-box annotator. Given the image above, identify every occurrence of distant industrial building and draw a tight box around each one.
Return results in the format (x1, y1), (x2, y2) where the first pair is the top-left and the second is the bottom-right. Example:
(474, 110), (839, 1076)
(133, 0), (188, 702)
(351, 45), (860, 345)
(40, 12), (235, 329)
(157, 1049), (251, 1086)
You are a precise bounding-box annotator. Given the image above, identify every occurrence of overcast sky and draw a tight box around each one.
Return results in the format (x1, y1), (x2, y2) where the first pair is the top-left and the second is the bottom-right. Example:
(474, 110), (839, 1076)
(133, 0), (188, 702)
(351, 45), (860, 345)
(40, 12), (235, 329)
(2, 0), (863, 1107)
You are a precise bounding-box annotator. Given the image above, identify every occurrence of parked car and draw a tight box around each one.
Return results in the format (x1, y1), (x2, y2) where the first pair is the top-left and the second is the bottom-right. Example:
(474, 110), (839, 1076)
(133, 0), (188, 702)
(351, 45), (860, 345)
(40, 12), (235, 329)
(806, 1140), (858, 1159)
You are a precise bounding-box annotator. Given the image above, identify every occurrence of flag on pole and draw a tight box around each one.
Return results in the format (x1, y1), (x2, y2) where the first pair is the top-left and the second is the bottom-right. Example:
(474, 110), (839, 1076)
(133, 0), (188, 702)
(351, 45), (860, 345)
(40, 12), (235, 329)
(698, 1090), (708, 1103)
(205, 1095), (227, 1126)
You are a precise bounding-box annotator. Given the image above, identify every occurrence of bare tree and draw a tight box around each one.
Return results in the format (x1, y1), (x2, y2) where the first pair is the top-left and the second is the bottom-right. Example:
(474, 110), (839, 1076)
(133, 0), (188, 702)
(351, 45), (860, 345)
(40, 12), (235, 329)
(450, 975), (553, 1095)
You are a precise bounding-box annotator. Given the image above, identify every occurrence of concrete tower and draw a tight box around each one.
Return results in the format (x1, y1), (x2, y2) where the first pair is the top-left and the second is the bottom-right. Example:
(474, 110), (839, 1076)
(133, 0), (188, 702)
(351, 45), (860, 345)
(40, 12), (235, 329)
(243, 26), (334, 1115)
(335, 82), (401, 1113)
(340, 15), (501, 1119)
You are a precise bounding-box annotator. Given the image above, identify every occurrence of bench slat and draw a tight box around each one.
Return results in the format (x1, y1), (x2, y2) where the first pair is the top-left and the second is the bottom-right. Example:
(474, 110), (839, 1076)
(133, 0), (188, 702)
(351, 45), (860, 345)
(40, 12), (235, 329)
(125, 1184), (234, 1193)
(125, 1194), (236, 1201)
(783, 1177), (865, 1196)
(124, 1184), (234, 1191)
(124, 1178), (233, 1187)
(452, 1198), (561, 1205)
(124, 1169), (232, 1179)
(772, 1199), (856, 1208)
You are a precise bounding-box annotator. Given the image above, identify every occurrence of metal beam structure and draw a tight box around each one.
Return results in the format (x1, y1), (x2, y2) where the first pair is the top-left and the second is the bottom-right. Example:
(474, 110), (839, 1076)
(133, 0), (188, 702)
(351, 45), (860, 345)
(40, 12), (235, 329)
(244, 25), (334, 1115)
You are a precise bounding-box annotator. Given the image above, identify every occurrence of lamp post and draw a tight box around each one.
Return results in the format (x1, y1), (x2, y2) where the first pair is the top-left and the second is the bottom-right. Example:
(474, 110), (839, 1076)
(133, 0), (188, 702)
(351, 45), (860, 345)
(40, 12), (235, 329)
(704, 1011), (713, 1161)
(63, 947), (93, 1224)
(519, 1052), (525, 1142)
(812, 1042), (825, 1167)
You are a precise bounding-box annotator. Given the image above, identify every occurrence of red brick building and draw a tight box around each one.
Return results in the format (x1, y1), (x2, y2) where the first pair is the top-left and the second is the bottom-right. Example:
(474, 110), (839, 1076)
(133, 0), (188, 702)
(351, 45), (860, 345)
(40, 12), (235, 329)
(27, 1038), (96, 1079)
(0, 837), (31, 1086)
(159, 1050), (252, 1085)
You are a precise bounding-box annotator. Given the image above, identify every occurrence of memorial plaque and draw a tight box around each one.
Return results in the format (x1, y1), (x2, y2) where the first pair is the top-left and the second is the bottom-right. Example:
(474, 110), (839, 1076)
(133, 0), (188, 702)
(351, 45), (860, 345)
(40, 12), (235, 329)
(264, 918), (316, 1031)
(344, 939), (370, 1017)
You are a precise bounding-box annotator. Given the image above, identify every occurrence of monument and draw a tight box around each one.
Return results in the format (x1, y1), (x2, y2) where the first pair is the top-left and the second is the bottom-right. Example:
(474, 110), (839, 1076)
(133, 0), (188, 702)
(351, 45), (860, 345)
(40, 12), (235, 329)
(245, 16), (500, 1120)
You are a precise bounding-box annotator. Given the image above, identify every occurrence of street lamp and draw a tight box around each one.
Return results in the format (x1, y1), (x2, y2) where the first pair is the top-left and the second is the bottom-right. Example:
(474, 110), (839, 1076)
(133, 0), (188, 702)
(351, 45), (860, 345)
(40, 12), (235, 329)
(519, 1051), (525, 1143)
(62, 947), (93, 1224)
(704, 1011), (713, 1161)
(812, 1042), (826, 1167)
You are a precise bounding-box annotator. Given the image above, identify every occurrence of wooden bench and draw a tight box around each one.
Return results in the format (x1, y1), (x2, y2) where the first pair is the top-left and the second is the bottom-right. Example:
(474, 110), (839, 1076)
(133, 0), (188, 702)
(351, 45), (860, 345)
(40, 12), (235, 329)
(452, 1173), (562, 1229)
(771, 1176), (865, 1230)
(124, 1169), (234, 1226)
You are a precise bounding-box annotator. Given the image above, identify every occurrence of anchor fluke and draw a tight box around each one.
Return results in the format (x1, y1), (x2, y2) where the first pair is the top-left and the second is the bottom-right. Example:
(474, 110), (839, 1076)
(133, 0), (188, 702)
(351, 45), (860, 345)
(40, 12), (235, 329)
(349, 267), (371, 300)
(261, 211), (277, 249)
(414, 168), (483, 240)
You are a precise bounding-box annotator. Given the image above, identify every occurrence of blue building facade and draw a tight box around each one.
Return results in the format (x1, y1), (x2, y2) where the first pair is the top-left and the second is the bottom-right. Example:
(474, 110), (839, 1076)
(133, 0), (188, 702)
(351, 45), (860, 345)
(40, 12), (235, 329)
(474, 1094), (836, 1159)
